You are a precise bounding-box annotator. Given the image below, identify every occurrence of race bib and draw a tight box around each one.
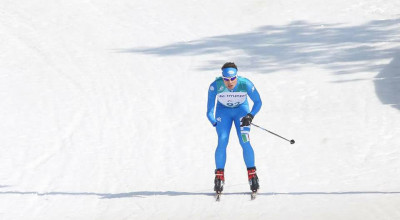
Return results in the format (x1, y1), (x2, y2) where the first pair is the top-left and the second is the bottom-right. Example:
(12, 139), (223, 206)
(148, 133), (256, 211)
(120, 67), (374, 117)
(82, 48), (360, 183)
(217, 92), (247, 108)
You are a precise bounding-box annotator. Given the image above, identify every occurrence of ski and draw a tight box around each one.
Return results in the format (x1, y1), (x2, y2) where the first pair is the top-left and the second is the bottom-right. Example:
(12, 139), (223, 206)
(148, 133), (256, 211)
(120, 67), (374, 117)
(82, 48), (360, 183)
(251, 191), (257, 200)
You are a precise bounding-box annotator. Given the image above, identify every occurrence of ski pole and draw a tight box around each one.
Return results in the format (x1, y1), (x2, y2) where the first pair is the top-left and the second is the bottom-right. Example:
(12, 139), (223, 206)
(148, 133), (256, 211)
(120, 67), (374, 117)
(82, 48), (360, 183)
(251, 123), (295, 144)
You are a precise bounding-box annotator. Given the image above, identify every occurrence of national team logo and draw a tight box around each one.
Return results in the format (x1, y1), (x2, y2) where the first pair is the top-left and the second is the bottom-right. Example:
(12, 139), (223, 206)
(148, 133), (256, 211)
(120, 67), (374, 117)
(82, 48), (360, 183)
(216, 117), (222, 122)
(210, 85), (214, 91)
(241, 133), (250, 143)
(240, 126), (251, 143)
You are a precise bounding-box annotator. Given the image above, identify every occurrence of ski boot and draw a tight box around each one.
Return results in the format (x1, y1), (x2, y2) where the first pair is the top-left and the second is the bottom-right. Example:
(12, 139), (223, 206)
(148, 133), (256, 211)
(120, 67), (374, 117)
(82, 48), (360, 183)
(247, 167), (259, 200)
(214, 169), (224, 201)
(214, 169), (225, 192)
(247, 167), (259, 192)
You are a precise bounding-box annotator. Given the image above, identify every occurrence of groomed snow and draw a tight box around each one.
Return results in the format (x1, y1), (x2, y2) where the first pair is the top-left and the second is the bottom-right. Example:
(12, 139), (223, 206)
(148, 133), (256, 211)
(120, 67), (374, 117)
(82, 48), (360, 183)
(0, 0), (400, 219)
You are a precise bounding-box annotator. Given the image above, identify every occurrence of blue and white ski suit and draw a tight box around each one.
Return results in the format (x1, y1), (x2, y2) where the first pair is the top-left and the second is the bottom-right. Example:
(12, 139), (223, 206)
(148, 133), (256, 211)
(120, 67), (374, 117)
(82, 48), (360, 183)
(207, 76), (262, 169)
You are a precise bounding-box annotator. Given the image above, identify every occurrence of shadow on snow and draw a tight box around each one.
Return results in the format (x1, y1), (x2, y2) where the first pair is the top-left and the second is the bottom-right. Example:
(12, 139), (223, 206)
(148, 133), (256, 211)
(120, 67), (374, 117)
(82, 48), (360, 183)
(1, 190), (400, 199)
(118, 19), (400, 110)
(374, 52), (400, 110)
(118, 19), (400, 75)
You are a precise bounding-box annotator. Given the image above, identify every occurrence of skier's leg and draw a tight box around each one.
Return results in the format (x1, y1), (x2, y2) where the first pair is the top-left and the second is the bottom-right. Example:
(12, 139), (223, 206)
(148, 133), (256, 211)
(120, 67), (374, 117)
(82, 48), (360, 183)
(215, 109), (233, 169)
(234, 113), (255, 168)
(234, 111), (260, 192)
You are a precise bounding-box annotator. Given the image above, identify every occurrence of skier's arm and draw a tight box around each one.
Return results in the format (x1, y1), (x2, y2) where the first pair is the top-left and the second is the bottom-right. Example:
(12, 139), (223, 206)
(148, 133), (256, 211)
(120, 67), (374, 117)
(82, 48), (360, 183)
(246, 79), (262, 116)
(207, 82), (218, 126)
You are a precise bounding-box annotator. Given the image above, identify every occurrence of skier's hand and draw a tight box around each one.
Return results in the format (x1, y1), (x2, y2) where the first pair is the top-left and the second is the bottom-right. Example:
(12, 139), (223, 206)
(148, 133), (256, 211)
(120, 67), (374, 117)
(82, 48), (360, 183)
(213, 122), (217, 127)
(240, 113), (253, 127)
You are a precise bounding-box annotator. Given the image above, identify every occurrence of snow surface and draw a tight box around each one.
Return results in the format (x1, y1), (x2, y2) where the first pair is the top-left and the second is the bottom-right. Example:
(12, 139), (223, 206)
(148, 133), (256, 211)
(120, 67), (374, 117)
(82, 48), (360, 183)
(1, 0), (400, 219)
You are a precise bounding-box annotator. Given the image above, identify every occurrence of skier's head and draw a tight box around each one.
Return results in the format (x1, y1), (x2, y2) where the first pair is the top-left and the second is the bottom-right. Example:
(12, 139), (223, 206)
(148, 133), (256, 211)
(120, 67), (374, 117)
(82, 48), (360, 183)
(221, 62), (238, 78)
(221, 62), (238, 90)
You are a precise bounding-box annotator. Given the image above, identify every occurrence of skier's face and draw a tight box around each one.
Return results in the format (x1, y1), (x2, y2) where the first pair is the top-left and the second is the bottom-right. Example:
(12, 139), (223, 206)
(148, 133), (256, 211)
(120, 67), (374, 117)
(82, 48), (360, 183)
(223, 76), (237, 90)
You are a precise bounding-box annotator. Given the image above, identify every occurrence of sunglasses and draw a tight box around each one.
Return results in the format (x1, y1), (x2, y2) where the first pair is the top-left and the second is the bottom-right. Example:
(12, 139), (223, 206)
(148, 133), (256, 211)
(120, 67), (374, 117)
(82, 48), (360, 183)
(223, 76), (237, 82)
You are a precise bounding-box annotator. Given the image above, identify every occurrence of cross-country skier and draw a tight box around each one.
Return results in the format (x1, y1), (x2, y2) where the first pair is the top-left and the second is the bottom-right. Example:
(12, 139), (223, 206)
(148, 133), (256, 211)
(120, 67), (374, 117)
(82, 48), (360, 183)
(207, 62), (262, 196)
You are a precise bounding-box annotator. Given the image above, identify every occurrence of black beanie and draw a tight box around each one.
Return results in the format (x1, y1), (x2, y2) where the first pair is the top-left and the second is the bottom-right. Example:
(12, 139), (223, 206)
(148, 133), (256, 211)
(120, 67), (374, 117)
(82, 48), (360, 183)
(221, 62), (238, 70)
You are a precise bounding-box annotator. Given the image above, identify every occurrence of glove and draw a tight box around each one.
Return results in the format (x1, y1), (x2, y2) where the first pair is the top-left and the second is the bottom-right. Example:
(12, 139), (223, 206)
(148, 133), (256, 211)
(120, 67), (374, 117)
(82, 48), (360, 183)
(213, 122), (217, 127)
(240, 113), (253, 127)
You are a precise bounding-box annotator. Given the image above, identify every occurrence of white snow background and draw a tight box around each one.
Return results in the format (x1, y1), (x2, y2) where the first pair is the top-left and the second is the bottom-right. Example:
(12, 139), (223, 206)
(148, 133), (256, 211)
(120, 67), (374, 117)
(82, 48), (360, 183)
(1, 0), (400, 219)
